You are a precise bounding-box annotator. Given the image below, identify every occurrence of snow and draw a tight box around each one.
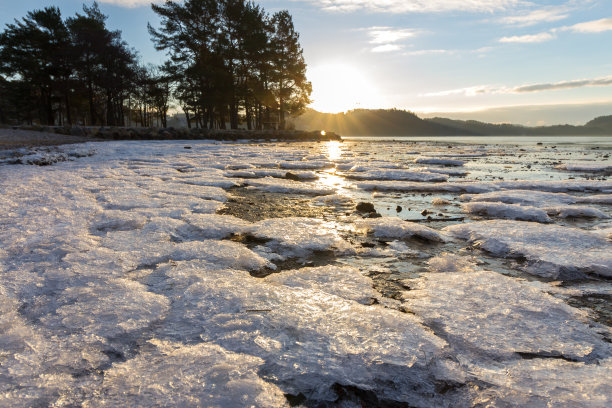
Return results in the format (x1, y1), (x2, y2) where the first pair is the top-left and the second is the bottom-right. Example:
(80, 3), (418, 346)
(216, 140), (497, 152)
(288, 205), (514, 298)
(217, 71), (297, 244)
(445, 220), (612, 278)
(357, 217), (445, 242)
(463, 202), (552, 223)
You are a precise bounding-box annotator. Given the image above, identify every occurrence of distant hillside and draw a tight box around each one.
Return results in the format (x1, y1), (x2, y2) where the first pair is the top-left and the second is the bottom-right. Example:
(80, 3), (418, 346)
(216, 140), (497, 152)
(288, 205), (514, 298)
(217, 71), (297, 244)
(289, 109), (472, 136)
(290, 109), (612, 136)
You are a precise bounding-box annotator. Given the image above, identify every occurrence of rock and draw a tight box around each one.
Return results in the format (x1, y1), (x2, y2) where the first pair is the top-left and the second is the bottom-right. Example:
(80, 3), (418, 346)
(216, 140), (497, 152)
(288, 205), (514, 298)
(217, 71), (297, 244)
(285, 172), (301, 181)
(421, 209), (431, 216)
(396, 205), (403, 213)
(356, 202), (376, 213)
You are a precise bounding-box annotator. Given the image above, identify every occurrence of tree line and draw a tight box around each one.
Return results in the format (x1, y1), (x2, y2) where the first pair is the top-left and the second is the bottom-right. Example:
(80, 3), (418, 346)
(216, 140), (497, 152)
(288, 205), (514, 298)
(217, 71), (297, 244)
(0, 1), (311, 130)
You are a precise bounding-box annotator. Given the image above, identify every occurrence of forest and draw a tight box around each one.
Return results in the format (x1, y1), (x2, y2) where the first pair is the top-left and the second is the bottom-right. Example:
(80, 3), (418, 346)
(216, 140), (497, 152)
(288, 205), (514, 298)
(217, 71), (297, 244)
(0, 1), (311, 130)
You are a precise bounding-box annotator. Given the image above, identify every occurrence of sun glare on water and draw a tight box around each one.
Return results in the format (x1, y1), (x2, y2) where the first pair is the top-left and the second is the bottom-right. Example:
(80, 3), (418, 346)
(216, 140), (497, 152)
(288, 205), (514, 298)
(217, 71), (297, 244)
(307, 63), (382, 113)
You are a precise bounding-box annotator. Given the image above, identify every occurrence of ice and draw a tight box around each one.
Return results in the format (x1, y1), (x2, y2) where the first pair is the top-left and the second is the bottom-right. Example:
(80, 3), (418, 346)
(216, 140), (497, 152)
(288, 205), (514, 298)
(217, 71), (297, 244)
(345, 169), (448, 182)
(445, 220), (612, 278)
(265, 265), (376, 304)
(469, 358), (612, 408)
(181, 213), (252, 239)
(48, 279), (170, 337)
(578, 194), (612, 204)
(416, 167), (469, 176)
(227, 168), (318, 180)
(463, 202), (552, 223)
(249, 217), (351, 258)
(357, 217), (445, 242)
(462, 190), (578, 206)
(86, 340), (289, 408)
(245, 177), (335, 195)
(414, 157), (465, 166)
(91, 210), (148, 232)
(427, 253), (479, 273)
(545, 206), (609, 219)
(556, 163), (612, 172)
(356, 180), (493, 193)
(170, 276), (448, 404)
(311, 193), (354, 207)
(403, 270), (610, 360)
(279, 160), (333, 169)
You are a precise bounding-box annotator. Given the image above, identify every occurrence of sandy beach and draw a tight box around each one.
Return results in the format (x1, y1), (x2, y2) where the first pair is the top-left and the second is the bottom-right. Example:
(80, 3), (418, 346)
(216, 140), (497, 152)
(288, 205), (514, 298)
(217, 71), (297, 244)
(0, 128), (98, 149)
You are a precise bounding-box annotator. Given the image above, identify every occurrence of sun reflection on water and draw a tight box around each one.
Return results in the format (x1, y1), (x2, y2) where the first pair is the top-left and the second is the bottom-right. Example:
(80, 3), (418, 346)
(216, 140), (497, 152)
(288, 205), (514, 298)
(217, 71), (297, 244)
(325, 141), (342, 161)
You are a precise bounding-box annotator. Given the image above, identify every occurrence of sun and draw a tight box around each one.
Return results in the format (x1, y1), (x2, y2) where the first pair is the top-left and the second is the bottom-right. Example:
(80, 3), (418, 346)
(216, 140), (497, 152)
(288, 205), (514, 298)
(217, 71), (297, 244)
(307, 63), (382, 113)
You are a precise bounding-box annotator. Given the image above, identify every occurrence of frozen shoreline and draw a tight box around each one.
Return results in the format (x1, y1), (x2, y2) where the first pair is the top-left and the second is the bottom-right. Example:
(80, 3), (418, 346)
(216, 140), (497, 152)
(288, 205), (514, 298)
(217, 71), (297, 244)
(1, 139), (611, 407)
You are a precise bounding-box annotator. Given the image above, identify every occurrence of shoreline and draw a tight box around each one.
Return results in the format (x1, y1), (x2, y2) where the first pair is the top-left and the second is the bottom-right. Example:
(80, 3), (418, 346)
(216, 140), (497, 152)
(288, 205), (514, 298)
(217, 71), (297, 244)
(0, 126), (341, 149)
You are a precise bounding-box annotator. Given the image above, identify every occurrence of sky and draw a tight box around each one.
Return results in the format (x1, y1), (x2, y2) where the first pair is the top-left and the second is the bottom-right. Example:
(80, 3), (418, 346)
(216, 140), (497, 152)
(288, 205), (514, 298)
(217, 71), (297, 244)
(1, 0), (612, 125)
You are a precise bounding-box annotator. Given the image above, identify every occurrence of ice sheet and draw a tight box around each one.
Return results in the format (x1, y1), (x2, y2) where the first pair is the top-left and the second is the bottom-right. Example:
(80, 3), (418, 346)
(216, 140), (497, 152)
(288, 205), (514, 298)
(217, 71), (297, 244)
(445, 220), (612, 278)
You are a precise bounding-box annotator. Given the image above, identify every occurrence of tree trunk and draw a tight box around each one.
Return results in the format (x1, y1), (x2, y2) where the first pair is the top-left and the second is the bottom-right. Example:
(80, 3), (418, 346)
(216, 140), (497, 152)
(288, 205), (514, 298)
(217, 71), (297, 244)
(185, 109), (191, 129)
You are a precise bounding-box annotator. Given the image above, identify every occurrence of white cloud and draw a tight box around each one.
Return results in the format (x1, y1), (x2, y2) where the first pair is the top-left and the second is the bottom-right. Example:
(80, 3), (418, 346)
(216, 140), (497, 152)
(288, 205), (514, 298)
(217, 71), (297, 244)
(422, 75), (612, 97)
(513, 76), (612, 93)
(371, 44), (403, 53)
(563, 17), (612, 33)
(303, 0), (524, 13)
(368, 27), (417, 44)
(98, 0), (159, 8)
(499, 32), (556, 43)
(404, 49), (450, 56)
(364, 26), (416, 53)
(499, 8), (569, 26)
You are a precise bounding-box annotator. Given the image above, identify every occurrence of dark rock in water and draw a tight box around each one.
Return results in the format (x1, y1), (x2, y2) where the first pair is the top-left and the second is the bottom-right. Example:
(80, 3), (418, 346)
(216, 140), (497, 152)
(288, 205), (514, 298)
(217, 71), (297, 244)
(361, 242), (376, 248)
(184, 146), (192, 149)
(396, 205), (403, 213)
(285, 172), (301, 181)
(356, 202), (376, 213)
(421, 209), (431, 216)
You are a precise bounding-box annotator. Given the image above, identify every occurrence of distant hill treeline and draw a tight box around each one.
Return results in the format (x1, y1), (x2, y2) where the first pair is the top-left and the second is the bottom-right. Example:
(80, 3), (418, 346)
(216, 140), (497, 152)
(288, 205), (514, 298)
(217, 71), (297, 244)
(289, 108), (612, 136)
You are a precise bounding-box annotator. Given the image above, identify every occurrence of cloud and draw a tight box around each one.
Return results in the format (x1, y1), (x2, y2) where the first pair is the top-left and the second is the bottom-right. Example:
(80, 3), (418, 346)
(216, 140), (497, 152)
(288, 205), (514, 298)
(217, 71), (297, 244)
(563, 17), (612, 33)
(513, 76), (612, 93)
(404, 49), (450, 56)
(371, 44), (403, 53)
(364, 26), (416, 53)
(302, 0), (524, 14)
(422, 75), (612, 97)
(97, 0), (159, 8)
(499, 32), (556, 43)
(499, 8), (569, 27)
(368, 27), (417, 44)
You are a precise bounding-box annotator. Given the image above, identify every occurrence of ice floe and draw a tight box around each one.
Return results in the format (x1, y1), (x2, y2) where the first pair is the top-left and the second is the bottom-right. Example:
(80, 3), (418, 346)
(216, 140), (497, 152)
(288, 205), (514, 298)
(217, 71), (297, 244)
(403, 270), (610, 360)
(265, 265), (376, 304)
(249, 217), (351, 258)
(245, 177), (335, 195)
(463, 202), (552, 223)
(445, 220), (612, 278)
(556, 163), (612, 172)
(414, 157), (465, 166)
(357, 217), (445, 242)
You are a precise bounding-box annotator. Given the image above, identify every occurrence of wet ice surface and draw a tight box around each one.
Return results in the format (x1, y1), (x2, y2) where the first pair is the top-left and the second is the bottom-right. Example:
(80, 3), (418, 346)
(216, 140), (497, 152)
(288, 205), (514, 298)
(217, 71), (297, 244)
(1, 138), (611, 407)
